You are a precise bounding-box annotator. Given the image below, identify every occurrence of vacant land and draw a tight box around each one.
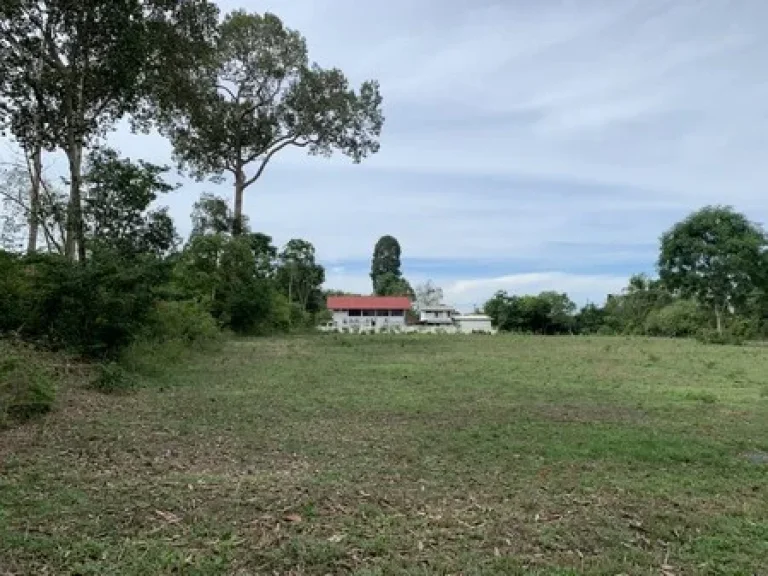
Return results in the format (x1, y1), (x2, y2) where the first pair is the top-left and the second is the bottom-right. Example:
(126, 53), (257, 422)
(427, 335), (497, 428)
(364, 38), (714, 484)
(2, 336), (768, 575)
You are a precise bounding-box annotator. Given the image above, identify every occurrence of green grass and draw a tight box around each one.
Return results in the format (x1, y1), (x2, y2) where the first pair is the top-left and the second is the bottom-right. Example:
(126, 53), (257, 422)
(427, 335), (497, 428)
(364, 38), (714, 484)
(2, 335), (768, 574)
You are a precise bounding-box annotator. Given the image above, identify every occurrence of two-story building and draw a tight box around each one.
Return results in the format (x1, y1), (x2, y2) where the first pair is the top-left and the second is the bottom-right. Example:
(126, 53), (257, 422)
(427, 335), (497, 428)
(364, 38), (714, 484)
(417, 304), (458, 325)
(326, 295), (412, 330)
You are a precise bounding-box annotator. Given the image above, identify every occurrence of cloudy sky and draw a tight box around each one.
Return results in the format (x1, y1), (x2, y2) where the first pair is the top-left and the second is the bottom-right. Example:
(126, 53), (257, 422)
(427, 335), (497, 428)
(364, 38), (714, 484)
(10, 0), (768, 311)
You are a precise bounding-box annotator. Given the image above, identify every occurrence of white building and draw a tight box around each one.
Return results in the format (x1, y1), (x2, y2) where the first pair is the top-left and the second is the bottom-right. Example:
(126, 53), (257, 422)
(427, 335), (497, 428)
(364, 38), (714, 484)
(417, 304), (458, 325)
(322, 296), (496, 334)
(326, 296), (411, 331)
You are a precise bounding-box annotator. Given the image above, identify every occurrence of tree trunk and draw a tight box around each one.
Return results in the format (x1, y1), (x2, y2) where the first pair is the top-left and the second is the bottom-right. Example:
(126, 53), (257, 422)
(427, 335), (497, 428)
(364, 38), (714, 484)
(64, 143), (85, 261)
(714, 305), (723, 335)
(26, 144), (42, 254)
(233, 168), (245, 236)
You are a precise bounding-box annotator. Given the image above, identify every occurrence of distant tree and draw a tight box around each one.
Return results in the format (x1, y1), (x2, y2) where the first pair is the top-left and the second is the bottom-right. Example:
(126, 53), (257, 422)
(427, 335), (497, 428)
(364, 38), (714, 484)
(276, 239), (325, 315)
(575, 302), (606, 335)
(157, 10), (383, 235)
(658, 206), (767, 334)
(190, 193), (235, 237)
(602, 274), (675, 334)
(483, 291), (513, 330)
(483, 290), (576, 334)
(536, 291), (576, 334)
(376, 272), (414, 298)
(187, 192), (277, 280)
(414, 280), (443, 308)
(371, 235), (403, 295)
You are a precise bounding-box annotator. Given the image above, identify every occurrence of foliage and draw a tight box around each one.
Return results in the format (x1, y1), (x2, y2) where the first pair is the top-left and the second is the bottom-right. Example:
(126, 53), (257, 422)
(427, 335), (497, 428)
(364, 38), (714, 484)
(82, 147), (179, 257)
(0, 345), (56, 425)
(575, 303), (606, 335)
(696, 328), (745, 346)
(659, 206), (767, 334)
(644, 299), (707, 338)
(599, 274), (675, 334)
(142, 300), (221, 346)
(373, 271), (414, 298)
(484, 290), (576, 334)
(0, 0), (220, 260)
(90, 362), (138, 394)
(275, 239), (325, 318)
(156, 9), (383, 233)
(371, 235), (404, 295)
(0, 250), (170, 358)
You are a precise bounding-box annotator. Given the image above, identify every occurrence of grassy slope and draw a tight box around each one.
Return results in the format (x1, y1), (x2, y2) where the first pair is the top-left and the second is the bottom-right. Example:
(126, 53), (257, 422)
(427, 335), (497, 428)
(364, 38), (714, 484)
(1, 335), (767, 575)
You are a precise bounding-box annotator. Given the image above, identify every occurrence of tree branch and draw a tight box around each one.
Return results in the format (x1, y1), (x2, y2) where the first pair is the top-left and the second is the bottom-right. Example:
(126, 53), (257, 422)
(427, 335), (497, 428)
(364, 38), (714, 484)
(216, 83), (238, 102)
(243, 135), (312, 188)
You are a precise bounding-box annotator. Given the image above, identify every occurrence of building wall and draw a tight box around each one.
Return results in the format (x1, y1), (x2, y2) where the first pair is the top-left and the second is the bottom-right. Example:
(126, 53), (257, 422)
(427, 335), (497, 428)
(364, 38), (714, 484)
(455, 316), (494, 334)
(419, 310), (454, 324)
(331, 310), (407, 330)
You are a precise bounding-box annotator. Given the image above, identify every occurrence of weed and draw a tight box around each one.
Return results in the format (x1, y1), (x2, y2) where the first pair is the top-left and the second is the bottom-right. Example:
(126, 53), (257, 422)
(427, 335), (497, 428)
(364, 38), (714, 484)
(684, 390), (718, 404)
(0, 347), (56, 425)
(90, 362), (137, 394)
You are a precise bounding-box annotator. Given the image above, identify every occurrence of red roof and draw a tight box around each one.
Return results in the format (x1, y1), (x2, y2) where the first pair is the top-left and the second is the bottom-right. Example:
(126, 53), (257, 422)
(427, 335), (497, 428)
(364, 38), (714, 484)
(327, 296), (412, 311)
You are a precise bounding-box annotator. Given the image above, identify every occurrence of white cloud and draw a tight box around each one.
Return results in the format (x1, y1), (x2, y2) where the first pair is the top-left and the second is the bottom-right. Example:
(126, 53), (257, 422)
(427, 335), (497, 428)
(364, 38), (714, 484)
(324, 269), (629, 312)
(443, 272), (630, 310)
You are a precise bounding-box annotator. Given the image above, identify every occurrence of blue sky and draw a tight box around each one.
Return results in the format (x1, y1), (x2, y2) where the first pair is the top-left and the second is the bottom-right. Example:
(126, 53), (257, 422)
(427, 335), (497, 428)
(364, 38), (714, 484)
(5, 0), (768, 311)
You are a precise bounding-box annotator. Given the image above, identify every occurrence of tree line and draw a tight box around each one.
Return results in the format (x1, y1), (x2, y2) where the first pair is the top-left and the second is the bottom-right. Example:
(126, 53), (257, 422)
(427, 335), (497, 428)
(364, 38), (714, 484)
(483, 206), (768, 343)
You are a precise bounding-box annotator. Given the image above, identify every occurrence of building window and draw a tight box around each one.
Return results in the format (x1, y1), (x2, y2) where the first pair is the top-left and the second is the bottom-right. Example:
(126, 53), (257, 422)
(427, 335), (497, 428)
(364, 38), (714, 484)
(363, 310), (376, 317)
(391, 310), (404, 317)
(348, 309), (362, 317)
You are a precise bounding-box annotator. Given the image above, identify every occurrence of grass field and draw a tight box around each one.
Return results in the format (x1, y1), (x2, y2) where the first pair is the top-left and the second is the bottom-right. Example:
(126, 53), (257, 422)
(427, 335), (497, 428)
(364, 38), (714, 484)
(2, 335), (768, 575)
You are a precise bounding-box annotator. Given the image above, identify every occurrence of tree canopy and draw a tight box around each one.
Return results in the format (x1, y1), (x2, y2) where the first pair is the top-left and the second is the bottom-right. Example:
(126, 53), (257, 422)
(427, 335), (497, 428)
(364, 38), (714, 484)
(0, 0), (219, 260)
(371, 235), (404, 295)
(658, 206), (767, 333)
(157, 10), (383, 234)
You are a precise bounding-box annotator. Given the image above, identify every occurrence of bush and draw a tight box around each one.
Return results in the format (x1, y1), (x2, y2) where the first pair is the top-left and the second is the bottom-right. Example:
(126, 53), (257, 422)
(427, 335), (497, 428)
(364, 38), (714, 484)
(4, 251), (170, 358)
(645, 299), (706, 338)
(144, 300), (221, 346)
(90, 362), (137, 394)
(0, 352), (56, 426)
(696, 328), (745, 346)
(0, 251), (23, 334)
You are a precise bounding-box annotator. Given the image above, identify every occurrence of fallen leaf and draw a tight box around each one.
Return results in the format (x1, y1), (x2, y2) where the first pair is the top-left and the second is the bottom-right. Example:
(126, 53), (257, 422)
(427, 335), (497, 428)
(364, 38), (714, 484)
(417, 541), (424, 551)
(494, 547), (501, 557)
(328, 534), (345, 543)
(155, 510), (181, 524)
(284, 513), (302, 523)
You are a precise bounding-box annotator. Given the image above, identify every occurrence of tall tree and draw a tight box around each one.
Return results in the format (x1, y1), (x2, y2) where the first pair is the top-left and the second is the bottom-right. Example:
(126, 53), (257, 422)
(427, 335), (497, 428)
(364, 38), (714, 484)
(371, 235), (403, 295)
(659, 206), (767, 334)
(376, 272), (414, 298)
(158, 10), (384, 235)
(0, 0), (218, 260)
